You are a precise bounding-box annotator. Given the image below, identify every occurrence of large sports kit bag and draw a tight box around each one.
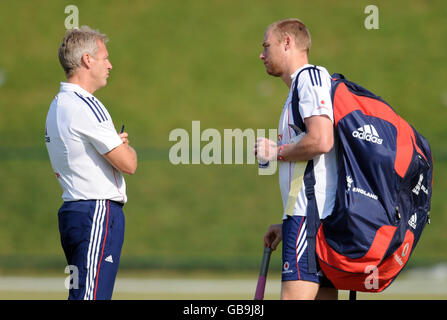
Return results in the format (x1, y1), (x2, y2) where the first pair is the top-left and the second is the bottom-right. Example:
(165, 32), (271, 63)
(291, 68), (433, 293)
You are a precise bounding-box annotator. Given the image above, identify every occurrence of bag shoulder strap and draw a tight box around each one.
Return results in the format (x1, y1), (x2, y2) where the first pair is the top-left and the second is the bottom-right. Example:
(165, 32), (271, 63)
(291, 66), (321, 133)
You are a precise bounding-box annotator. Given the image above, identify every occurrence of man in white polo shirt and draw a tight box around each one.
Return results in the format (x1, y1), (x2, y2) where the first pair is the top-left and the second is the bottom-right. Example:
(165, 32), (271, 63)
(45, 26), (137, 300)
(255, 19), (338, 300)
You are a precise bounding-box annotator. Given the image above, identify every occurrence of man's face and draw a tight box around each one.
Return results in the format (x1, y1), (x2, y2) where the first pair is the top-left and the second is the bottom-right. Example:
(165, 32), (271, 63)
(90, 39), (112, 89)
(259, 29), (285, 77)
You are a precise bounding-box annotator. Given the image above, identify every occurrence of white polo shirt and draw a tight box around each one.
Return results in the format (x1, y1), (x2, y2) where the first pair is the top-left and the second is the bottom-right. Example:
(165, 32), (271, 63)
(45, 82), (127, 203)
(278, 64), (338, 220)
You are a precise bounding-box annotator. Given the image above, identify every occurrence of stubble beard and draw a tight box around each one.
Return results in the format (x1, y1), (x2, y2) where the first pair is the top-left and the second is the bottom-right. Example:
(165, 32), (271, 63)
(265, 60), (282, 78)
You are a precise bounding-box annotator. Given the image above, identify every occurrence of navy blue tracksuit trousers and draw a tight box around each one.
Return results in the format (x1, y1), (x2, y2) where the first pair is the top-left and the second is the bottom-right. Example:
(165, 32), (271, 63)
(58, 199), (125, 300)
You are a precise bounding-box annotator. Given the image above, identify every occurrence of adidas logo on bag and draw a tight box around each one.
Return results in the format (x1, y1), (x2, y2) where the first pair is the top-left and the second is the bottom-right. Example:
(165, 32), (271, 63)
(408, 213), (417, 229)
(352, 124), (383, 145)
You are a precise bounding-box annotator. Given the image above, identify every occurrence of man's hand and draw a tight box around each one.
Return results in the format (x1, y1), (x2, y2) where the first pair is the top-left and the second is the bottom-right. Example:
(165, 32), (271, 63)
(254, 138), (278, 161)
(119, 132), (129, 145)
(264, 223), (282, 250)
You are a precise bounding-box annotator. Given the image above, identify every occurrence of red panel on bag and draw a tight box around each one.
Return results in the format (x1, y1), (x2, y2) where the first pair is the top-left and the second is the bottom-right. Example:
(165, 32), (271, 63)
(317, 228), (415, 292)
(316, 224), (396, 273)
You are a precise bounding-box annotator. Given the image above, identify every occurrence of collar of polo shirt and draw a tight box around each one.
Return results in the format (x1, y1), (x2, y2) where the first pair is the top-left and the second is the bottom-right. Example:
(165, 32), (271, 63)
(60, 82), (94, 98)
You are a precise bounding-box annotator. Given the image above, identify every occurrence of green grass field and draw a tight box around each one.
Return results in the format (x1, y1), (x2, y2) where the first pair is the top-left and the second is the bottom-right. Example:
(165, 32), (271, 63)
(0, 0), (446, 279)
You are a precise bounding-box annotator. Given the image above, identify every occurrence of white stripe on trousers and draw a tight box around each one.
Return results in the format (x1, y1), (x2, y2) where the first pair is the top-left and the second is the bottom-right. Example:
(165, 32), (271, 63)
(84, 200), (106, 300)
(295, 219), (307, 266)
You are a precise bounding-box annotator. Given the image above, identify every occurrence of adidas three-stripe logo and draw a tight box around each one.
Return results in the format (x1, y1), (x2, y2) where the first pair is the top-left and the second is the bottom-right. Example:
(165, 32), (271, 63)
(352, 124), (383, 145)
(74, 92), (108, 123)
(307, 67), (322, 87)
(408, 213), (417, 229)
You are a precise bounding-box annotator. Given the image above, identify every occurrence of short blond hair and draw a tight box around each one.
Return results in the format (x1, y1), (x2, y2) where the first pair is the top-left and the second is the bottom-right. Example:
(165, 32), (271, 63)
(58, 26), (108, 78)
(267, 18), (311, 54)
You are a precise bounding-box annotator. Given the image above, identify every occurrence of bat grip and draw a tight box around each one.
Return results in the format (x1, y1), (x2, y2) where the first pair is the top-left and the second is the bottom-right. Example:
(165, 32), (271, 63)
(259, 247), (272, 276)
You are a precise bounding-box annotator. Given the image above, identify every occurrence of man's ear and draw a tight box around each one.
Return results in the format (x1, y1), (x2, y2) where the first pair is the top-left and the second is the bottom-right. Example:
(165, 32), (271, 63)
(81, 53), (92, 69)
(283, 33), (292, 51)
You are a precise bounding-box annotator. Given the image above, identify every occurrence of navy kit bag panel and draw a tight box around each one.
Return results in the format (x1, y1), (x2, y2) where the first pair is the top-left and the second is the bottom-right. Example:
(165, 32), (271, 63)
(315, 74), (433, 292)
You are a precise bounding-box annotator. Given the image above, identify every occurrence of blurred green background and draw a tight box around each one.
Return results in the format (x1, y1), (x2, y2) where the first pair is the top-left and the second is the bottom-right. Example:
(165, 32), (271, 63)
(0, 0), (446, 277)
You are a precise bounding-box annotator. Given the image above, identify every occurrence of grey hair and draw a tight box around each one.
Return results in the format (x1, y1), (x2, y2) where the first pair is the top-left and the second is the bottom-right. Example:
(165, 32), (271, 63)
(58, 26), (108, 78)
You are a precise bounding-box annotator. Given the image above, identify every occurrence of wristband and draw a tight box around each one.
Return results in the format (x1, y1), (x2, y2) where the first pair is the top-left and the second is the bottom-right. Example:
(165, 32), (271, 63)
(277, 145), (285, 161)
